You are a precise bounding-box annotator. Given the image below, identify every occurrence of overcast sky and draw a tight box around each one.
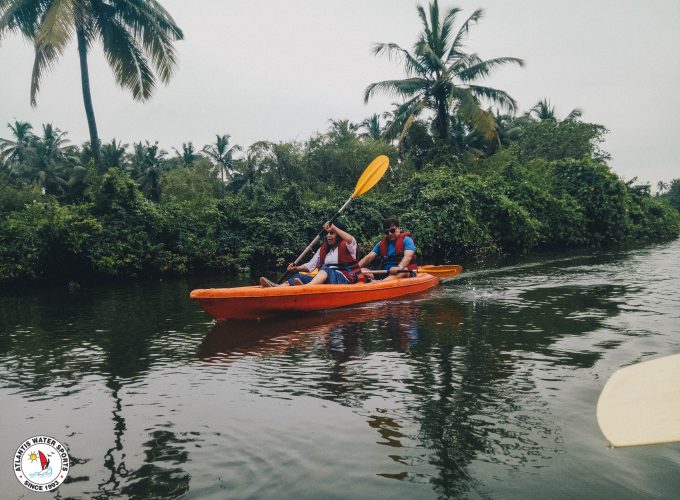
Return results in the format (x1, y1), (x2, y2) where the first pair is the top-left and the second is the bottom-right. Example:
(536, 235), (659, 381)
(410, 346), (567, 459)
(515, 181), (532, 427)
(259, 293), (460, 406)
(1, 0), (678, 184)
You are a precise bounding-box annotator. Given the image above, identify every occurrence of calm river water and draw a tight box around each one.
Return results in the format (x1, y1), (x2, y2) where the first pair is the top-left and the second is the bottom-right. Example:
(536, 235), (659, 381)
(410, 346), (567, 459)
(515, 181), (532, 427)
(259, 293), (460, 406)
(1, 239), (679, 499)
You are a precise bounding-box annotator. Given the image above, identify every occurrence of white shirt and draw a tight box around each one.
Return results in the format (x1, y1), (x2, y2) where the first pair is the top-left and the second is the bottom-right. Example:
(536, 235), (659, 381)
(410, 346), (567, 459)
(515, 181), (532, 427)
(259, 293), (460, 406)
(302, 238), (357, 271)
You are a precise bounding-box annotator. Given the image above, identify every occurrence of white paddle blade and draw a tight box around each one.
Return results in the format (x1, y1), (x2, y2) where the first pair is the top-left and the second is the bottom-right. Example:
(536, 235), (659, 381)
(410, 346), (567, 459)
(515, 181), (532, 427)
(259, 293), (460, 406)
(597, 354), (680, 447)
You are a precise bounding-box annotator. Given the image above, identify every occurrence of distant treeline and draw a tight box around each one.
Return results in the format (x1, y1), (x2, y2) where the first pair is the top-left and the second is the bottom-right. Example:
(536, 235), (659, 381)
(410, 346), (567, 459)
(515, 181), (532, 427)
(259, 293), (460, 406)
(0, 114), (678, 286)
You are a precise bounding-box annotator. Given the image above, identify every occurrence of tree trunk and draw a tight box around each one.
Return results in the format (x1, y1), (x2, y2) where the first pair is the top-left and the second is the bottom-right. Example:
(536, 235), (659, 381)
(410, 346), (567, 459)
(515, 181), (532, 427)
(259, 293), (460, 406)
(77, 29), (103, 171)
(436, 99), (449, 142)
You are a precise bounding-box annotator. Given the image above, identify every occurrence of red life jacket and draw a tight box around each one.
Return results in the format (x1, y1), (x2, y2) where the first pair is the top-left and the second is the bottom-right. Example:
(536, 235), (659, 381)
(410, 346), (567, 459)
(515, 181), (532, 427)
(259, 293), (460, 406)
(319, 240), (362, 283)
(378, 231), (418, 270)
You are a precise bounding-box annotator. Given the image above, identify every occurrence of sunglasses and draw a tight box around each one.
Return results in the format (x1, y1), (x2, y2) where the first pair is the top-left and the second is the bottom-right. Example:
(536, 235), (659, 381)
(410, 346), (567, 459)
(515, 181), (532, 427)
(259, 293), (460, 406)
(385, 227), (398, 234)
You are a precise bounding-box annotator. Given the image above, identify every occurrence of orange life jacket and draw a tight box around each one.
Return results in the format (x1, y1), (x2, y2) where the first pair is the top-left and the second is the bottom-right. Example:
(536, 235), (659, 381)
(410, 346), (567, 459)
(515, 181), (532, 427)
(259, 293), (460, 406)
(319, 240), (363, 283)
(378, 231), (418, 271)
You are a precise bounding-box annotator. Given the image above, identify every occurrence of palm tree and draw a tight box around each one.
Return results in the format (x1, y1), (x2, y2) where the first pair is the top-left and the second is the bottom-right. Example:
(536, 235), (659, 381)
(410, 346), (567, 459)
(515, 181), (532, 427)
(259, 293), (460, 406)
(174, 142), (198, 168)
(527, 98), (582, 121)
(364, 1), (523, 145)
(31, 123), (78, 195)
(128, 141), (167, 201)
(656, 181), (669, 196)
(202, 134), (242, 187)
(359, 114), (384, 141)
(327, 119), (359, 143)
(229, 144), (266, 197)
(101, 139), (129, 170)
(252, 140), (303, 185)
(0, 120), (35, 164)
(0, 0), (183, 171)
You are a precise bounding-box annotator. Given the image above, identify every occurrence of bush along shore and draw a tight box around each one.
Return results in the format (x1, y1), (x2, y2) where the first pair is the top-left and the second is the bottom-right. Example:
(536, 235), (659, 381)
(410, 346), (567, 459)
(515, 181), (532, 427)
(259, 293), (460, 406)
(0, 116), (679, 288)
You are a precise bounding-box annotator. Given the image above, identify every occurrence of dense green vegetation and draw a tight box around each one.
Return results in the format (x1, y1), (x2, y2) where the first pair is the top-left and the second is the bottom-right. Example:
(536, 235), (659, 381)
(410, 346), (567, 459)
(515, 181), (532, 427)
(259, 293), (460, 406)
(0, 114), (678, 286)
(1, 0), (677, 286)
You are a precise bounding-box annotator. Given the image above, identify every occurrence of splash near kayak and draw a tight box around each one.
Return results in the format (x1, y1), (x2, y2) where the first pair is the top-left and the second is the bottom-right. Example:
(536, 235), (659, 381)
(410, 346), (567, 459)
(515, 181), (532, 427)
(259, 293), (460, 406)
(14, 435), (70, 492)
(190, 273), (440, 321)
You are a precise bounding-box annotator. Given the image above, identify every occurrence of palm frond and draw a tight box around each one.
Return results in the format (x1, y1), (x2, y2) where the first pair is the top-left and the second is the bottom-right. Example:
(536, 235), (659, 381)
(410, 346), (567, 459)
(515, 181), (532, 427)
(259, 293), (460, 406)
(565, 108), (583, 121)
(428, 0), (440, 51)
(466, 84), (518, 112)
(457, 56), (524, 81)
(454, 89), (497, 139)
(372, 42), (426, 76)
(397, 99), (428, 146)
(109, 0), (183, 82)
(414, 36), (445, 73)
(447, 8), (483, 62)
(363, 77), (429, 103)
(438, 6), (461, 56)
(36, 0), (74, 50)
(382, 97), (425, 142)
(0, 0), (45, 39)
(98, 15), (155, 100)
(30, 42), (60, 105)
(448, 52), (481, 74)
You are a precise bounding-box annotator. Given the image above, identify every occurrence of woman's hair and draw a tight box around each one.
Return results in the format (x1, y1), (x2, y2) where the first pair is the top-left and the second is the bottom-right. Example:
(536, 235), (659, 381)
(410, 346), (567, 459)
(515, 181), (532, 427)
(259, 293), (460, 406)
(383, 217), (399, 230)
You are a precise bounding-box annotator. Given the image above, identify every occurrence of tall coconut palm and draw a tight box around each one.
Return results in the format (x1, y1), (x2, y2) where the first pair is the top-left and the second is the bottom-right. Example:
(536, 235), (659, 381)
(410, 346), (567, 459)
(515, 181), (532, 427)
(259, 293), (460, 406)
(364, 1), (523, 145)
(0, 0), (183, 171)
(202, 134), (242, 187)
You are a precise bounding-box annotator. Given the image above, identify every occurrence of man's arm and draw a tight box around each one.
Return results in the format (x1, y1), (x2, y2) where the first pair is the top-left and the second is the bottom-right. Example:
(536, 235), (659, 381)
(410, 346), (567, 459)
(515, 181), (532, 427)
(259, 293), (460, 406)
(358, 251), (378, 268)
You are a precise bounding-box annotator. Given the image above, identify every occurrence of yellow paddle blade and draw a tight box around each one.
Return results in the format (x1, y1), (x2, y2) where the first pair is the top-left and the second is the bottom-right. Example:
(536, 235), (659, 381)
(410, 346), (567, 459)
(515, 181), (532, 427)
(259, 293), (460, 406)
(419, 265), (463, 278)
(352, 155), (389, 198)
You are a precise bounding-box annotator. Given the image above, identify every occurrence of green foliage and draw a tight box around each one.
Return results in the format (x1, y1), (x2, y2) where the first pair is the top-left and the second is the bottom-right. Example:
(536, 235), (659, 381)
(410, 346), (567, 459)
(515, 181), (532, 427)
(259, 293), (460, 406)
(661, 178), (680, 212)
(160, 161), (222, 203)
(552, 160), (626, 244)
(303, 133), (398, 192)
(0, 200), (101, 283)
(627, 182), (680, 240)
(0, 171), (40, 212)
(513, 119), (611, 163)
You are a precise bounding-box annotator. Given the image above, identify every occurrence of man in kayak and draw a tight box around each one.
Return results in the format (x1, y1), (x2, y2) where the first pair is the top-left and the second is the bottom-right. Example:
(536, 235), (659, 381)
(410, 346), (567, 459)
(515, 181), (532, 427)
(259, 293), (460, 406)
(358, 217), (417, 280)
(260, 221), (362, 287)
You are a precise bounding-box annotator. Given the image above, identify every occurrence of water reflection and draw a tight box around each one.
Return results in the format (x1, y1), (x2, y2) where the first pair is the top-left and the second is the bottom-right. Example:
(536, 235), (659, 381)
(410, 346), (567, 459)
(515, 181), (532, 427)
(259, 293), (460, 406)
(117, 430), (191, 499)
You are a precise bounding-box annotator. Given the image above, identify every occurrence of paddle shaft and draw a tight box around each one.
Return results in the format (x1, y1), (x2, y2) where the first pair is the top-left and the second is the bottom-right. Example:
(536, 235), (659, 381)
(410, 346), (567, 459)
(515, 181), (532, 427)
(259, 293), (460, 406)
(364, 269), (412, 275)
(276, 195), (354, 284)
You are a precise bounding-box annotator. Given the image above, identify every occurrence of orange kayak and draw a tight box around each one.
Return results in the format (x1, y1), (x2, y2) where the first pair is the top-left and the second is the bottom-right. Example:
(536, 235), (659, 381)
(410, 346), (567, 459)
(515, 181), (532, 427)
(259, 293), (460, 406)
(190, 273), (440, 321)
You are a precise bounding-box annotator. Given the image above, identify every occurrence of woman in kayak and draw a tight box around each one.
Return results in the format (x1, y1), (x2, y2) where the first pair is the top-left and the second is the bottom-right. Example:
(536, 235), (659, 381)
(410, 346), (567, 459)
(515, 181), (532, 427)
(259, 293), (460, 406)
(358, 217), (417, 280)
(260, 221), (362, 287)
